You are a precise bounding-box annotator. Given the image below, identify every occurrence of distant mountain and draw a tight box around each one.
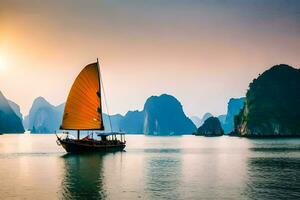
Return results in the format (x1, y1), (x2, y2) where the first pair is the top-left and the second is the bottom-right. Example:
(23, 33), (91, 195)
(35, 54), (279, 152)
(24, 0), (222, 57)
(23, 115), (29, 130)
(26, 97), (64, 133)
(119, 111), (144, 134)
(190, 116), (202, 128)
(8, 100), (23, 120)
(235, 64), (300, 137)
(102, 113), (124, 132)
(222, 98), (245, 134)
(56, 103), (65, 115)
(109, 94), (196, 135)
(0, 91), (24, 133)
(143, 94), (196, 135)
(217, 114), (226, 125)
(195, 117), (223, 136)
(199, 113), (213, 127)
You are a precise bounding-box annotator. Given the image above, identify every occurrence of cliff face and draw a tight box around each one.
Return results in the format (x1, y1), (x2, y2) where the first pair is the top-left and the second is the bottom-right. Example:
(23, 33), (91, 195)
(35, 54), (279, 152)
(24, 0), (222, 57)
(235, 64), (300, 137)
(117, 94), (196, 135)
(217, 115), (226, 125)
(222, 98), (245, 134)
(0, 91), (24, 133)
(195, 117), (223, 136)
(27, 97), (64, 133)
(142, 94), (196, 135)
(102, 113), (124, 132)
(8, 100), (23, 120)
(119, 111), (144, 134)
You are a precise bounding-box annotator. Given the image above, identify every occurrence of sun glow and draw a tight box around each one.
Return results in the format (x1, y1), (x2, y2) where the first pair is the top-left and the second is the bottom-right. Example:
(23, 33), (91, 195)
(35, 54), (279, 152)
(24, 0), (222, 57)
(0, 55), (7, 71)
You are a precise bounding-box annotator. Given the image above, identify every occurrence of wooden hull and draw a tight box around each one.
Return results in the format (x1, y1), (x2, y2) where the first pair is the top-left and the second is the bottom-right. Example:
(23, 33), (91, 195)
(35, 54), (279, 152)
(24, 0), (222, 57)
(58, 138), (126, 153)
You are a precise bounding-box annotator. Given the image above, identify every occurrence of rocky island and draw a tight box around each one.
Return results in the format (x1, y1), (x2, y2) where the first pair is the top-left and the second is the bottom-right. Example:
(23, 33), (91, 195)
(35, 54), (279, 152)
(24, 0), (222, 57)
(0, 91), (24, 133)
(24, 97), (64, 133)
(142, 94), (196, 135)
(234, 64), (300, 137)
(222, 98), (245, 134)
(195, 117), (224, 136)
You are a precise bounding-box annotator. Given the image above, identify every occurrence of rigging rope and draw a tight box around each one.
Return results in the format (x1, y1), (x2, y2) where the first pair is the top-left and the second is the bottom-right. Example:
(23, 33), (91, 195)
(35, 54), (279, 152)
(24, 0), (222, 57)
(98, 60), (113, 133)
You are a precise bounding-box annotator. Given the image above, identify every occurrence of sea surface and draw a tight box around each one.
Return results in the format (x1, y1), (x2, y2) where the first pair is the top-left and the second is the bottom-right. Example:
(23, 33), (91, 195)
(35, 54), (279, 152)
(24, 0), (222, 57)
(0, 134), (299, 200)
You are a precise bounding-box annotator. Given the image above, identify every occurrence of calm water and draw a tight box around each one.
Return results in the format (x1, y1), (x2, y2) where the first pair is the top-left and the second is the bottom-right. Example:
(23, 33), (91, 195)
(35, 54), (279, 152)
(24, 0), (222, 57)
(0, 134), (299, 200)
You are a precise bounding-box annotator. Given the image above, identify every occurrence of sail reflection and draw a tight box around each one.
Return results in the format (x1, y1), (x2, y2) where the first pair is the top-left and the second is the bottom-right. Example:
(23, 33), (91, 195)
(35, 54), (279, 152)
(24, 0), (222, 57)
(59, 153), (107, 200)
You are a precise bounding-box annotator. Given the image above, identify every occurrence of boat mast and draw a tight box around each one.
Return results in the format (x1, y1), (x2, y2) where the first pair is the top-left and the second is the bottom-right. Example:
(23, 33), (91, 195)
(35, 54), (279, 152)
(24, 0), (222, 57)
(97, 58), (113, 133)
(96, 58), (105, 131)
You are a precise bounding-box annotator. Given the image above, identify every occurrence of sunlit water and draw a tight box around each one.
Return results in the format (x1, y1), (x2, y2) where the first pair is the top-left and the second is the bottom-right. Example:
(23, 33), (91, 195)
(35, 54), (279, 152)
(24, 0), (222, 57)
(0, 134), (299, 200)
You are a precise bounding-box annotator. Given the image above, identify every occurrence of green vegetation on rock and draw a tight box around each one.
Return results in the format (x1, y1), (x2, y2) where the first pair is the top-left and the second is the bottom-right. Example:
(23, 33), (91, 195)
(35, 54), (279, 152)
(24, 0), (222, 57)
(235, 64), (300, 137)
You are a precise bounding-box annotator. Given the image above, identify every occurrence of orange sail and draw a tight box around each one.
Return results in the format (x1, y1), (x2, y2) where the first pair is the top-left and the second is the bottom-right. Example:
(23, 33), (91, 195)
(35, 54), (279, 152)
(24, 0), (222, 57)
(61, 62), (104, 130)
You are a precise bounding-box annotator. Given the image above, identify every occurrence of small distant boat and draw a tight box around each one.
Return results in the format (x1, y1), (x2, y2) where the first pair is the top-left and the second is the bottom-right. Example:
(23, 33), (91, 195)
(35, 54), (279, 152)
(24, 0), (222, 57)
(56, 59), (126, 153)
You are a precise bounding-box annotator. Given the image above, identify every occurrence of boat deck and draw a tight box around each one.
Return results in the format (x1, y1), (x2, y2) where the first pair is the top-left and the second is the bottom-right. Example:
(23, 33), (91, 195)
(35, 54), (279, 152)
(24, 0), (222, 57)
(58, 138), (126, 153)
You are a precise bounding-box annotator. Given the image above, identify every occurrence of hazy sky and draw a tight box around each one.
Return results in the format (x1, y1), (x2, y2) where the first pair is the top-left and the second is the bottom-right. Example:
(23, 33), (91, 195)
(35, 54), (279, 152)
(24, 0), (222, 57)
(0, 0), (300, 118)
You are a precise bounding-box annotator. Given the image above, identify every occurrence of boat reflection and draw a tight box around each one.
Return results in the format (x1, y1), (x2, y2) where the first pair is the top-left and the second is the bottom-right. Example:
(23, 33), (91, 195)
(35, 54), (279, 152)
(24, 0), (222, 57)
(59, 153), (107, 199)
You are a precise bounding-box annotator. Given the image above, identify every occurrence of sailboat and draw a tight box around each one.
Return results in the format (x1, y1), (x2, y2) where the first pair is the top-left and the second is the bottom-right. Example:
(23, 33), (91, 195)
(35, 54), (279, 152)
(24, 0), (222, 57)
(56, 59), (126, 153)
